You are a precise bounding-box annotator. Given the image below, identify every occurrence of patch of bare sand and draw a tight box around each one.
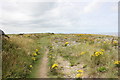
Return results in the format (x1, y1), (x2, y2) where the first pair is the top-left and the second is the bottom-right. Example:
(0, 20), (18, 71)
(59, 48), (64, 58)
(56, 56), (88, 78)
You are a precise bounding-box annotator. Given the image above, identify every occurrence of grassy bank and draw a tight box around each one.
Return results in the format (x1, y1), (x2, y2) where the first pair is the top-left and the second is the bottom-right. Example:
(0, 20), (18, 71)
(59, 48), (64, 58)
(2, 33), (51, 78)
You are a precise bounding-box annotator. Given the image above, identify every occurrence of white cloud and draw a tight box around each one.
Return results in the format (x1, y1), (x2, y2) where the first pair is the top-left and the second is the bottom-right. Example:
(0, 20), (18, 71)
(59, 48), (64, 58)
(83, 0), (102, 13)
(111, 4), (118, 12)
(0, 0), (118, 34)
(0, 1), (32, 22)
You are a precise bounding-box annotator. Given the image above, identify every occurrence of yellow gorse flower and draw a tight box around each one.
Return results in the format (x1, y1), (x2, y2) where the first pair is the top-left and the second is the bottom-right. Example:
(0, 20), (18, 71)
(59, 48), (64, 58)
(65, 42), (69, 44)
(36, 49), (39, 52)
(113, 41), (118, 46)
(33, 53), (37, 56)
(76, 73), (83, 78)
(30, 65), (33, 68)
(77, 70), (84, 73)
(52, 64), (58, 69)
(113, 41), (118, 44)
(114, 61), (120, 64)
(92, 51), (104, 57)
(103, 41), (106, 44)
(31, 57), (36, 61)
(100, 49), (105, 52)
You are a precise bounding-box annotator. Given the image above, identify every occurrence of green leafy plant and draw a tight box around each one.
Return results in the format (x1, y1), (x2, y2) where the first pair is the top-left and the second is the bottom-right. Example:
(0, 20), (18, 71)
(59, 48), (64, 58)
(97, 66), (107, 72)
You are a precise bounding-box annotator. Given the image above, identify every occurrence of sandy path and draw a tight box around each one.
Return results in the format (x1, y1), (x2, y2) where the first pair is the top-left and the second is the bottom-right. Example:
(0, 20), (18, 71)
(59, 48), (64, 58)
(36, 48), (49, 78)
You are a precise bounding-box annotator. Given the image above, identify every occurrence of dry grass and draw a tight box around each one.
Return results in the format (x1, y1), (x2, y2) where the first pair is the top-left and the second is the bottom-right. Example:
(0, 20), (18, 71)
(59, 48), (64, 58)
(9, 36), (34, 55)
(2, 33), (119, 78)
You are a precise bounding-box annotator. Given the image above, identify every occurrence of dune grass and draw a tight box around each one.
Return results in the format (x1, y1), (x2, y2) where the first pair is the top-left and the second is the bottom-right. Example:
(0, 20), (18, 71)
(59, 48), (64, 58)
(2, 34), (47, 78)
(47, 34), (119, 78)
(2, 33), (119, 78)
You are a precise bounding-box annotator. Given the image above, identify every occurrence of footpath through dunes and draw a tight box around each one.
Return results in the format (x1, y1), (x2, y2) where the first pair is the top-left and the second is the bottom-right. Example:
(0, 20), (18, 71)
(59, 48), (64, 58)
(33, 35), (51, 78)
(36, 47), (49, 78)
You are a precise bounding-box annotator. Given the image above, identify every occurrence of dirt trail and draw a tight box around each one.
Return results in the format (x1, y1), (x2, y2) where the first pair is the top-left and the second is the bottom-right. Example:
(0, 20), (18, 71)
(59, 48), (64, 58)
(36, 48), (49, 78)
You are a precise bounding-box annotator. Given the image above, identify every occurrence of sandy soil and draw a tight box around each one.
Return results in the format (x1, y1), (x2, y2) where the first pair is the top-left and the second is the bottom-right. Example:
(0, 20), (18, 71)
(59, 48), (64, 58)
(36, 48), (49, 78)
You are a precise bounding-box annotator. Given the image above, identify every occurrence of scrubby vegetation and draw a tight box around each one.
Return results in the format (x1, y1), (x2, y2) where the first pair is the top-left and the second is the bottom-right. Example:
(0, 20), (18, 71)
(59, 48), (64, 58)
(2, 33), (119, 78)
(2, 33), (50, 78)
(47, 34), (119, 78)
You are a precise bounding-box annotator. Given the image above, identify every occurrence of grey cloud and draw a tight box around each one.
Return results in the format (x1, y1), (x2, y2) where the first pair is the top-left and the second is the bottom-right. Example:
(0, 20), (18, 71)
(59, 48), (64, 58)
(1, 2), (57, 26)
(26, 2), (57, 17)
(0, 1), (118, 34)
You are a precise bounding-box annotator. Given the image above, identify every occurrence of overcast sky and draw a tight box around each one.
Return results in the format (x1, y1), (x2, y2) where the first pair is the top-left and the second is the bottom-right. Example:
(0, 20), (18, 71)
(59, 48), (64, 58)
(0, 0), (119, 34)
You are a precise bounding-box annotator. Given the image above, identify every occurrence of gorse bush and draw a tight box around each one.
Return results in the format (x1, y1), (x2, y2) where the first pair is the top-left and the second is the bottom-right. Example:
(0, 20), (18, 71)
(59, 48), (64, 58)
(114, 61), (120, 67)
(91, 50), (105, 65)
